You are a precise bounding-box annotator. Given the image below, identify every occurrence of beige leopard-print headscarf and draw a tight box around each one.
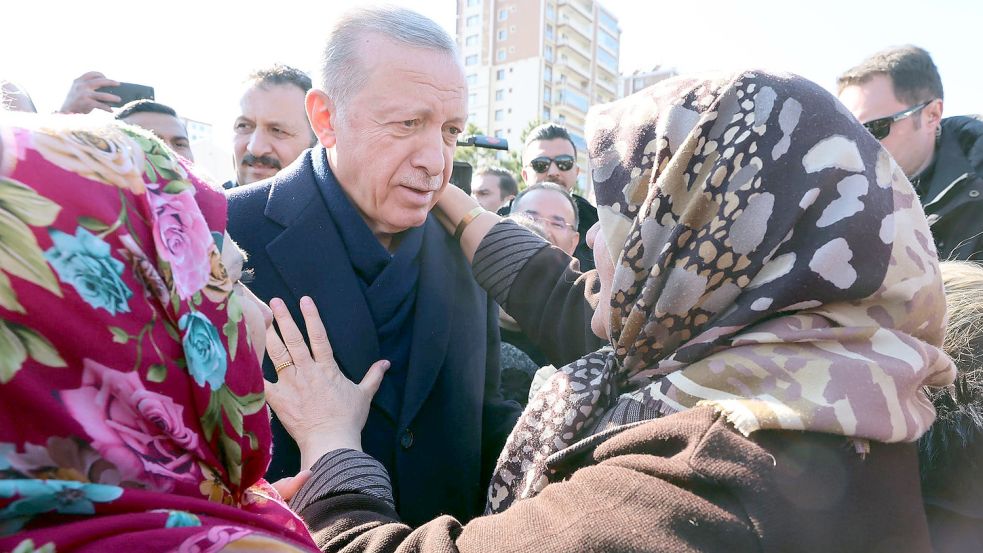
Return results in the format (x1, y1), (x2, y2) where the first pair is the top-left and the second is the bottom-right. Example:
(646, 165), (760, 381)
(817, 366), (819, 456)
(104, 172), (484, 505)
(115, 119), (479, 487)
(486, 70), (956, 514)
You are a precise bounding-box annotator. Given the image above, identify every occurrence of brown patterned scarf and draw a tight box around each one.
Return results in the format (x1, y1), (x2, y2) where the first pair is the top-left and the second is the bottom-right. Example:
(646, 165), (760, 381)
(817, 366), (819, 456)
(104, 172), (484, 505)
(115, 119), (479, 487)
(486, 70), (956, 514)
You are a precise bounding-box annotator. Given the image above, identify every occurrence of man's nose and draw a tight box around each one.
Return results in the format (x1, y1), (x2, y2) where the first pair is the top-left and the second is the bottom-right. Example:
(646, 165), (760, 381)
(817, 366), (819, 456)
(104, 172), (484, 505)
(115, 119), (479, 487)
(246, 130), (272, 156)
(413, 130), (446, 177)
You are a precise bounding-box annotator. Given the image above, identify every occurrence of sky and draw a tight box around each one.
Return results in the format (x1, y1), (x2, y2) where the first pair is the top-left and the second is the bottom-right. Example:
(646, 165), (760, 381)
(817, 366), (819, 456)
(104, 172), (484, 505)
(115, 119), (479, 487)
(3, 0), (980, 178)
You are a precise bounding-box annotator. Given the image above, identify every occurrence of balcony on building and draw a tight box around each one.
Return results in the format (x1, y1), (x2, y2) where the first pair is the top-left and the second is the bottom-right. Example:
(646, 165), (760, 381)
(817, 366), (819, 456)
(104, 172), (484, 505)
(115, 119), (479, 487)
(557, 0), (594, 23)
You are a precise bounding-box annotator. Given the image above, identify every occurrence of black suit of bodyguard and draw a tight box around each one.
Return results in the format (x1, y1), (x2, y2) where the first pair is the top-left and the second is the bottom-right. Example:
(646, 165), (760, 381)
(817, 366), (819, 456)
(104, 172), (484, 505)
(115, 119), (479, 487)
(227, 148), (521, 525)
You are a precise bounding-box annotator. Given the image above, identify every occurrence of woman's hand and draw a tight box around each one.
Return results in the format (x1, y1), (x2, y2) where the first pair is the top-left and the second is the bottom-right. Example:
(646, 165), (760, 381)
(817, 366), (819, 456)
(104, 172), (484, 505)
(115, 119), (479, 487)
(264, 296), (389, 471)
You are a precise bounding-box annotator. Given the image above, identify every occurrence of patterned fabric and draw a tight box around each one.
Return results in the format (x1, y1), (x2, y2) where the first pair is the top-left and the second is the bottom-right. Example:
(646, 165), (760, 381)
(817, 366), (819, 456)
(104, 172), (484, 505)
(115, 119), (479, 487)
(486, 70), (956, 513)
(289, 449), (395, 514)
(0, 115), (315, 551)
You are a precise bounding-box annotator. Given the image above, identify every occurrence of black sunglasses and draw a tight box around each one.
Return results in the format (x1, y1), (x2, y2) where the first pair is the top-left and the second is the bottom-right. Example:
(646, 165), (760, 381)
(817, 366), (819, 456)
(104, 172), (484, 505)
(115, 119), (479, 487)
(862, 100), (932, 140)
(528, 155), (575, 173)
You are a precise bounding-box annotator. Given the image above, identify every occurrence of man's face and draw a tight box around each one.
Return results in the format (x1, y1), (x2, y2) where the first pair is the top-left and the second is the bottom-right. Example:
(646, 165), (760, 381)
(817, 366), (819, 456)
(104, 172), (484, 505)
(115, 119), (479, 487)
(521, 138), (579, 192)
(838, 74), (939, 177)
(315, 34), (466, 238)
(472, 174), (511, 212)
(513, 188), (579, 256)
(122, 112), (194, 161)
(233, 83), (312, 186)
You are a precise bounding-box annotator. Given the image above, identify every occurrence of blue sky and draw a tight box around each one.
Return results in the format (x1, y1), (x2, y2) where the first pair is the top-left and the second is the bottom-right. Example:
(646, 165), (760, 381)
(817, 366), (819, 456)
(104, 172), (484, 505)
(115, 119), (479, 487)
(4, 0), (978, 139)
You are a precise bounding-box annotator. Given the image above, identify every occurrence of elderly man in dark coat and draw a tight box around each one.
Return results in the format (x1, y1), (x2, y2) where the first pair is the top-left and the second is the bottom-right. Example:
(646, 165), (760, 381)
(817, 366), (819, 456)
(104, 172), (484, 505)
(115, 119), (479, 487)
(226, 7), (520, 526)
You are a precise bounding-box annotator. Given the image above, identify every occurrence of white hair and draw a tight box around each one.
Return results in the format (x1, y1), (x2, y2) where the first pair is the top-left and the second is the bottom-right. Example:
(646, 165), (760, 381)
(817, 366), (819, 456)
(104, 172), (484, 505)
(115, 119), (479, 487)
(321, 6), (459, 115)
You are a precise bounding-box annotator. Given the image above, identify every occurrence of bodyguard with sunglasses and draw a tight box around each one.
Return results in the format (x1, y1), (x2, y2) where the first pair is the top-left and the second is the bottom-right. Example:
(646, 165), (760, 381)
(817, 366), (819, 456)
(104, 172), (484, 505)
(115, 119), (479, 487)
(839, 45), (983, 261)
(520, 123), (600, 271)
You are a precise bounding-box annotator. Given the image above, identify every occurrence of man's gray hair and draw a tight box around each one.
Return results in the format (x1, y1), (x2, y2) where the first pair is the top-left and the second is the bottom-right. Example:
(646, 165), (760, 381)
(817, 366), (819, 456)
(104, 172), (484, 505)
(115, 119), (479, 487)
(321, 6), (459, 114)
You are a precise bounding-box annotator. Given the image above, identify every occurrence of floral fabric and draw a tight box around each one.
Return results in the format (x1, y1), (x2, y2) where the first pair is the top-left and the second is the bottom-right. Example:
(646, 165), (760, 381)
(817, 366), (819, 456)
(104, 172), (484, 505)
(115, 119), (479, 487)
(486, 70), (957, 513)
(0, 115), (315, 551)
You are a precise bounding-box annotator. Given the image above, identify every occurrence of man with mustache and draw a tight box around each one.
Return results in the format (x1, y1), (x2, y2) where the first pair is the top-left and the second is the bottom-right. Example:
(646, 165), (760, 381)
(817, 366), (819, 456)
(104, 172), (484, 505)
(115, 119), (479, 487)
(225, 7), (520, 526)
(224, 64), (316, 189)
(520, 123), (599, 271)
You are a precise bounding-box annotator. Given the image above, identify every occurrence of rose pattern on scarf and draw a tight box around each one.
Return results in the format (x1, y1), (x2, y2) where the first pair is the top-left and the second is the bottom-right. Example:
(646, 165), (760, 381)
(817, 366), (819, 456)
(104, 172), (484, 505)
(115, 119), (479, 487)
(117, 234), (170, 307)
(179, 311), (228, 390)
(44, 227), (132, 315)
(149, 190), (213, 300)
(60, 359), (199, 492)
(33, 127), (146, 194)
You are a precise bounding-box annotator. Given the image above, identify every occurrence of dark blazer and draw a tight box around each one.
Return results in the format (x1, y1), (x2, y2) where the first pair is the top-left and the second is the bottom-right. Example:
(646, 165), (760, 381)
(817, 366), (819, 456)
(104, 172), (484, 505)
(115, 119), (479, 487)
(226, 148), (520, 526)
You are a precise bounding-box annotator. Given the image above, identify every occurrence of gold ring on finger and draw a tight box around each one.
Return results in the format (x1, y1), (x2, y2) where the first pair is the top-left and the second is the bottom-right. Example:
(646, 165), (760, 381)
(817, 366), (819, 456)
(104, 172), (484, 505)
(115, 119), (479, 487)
(274, 361), (294, 374)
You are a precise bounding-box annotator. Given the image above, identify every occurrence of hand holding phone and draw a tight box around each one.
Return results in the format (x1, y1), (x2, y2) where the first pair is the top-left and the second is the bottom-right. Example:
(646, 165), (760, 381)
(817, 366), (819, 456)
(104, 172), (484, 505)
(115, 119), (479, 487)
(95, 82), (155, 108)
(59, 72), (121, 114)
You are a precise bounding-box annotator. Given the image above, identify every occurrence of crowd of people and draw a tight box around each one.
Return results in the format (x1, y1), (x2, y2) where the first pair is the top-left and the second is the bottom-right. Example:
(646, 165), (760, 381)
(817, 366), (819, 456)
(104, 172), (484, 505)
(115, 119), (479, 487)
(0, 5), (981, 552)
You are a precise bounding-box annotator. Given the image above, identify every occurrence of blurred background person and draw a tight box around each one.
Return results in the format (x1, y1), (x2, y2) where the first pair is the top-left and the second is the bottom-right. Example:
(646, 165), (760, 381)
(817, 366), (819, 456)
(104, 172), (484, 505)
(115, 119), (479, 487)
(116, 99), (195, 161)
(227, 64), (316, 189)
(471, 166), (517, 213)
(1, 80), (37, 113)
(838, 46), (983, 261)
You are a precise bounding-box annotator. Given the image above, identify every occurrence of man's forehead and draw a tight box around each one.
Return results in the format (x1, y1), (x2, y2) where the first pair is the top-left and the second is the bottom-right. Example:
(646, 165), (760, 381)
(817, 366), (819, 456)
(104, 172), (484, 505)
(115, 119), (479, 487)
(524, 138), (575, 160)
(239, 83), (307, 118)
(517, 188), (574, 218)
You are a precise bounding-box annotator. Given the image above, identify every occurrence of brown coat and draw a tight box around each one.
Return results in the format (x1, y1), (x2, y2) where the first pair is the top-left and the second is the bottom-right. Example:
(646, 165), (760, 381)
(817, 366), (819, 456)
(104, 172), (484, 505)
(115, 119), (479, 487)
(297, 405), (931, 552)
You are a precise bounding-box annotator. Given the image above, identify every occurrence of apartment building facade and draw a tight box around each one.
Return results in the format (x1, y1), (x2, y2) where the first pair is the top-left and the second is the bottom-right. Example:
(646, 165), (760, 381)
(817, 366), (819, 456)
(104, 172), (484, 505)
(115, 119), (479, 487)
(455, 0), (620, 190)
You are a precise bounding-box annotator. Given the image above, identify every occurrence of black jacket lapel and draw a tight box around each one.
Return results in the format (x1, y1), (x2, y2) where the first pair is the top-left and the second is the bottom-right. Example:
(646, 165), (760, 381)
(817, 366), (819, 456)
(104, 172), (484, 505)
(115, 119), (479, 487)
(399, 218), (453, 426)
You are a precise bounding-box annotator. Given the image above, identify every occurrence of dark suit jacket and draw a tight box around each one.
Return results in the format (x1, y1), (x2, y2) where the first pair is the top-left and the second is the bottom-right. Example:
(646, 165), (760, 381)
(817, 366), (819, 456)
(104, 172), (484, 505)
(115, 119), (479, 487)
(226, 148), (520, 525)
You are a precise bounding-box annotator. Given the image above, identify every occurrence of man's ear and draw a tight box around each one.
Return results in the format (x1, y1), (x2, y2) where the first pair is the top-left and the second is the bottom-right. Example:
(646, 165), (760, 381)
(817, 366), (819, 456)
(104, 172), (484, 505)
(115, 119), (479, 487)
(520, 167), (530, 184)
(306, 90), (338, 148)
(925, 98), (944, 128)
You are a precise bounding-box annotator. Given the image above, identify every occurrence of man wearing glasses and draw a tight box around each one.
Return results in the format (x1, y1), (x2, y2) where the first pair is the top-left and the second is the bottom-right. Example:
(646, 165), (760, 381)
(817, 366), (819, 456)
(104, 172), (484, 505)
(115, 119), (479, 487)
(838, 45), (983, 261)
(520, 123), (599, 271)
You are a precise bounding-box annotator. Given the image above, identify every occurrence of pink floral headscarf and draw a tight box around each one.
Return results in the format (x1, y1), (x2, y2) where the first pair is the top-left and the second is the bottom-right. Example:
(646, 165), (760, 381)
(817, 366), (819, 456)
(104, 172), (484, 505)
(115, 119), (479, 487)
(0, 115), (315, 552)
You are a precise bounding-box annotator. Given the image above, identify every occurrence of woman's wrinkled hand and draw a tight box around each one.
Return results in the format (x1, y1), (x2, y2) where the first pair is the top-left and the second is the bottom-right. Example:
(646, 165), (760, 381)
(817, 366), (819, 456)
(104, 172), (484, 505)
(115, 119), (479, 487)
(264, 296), (389, 471)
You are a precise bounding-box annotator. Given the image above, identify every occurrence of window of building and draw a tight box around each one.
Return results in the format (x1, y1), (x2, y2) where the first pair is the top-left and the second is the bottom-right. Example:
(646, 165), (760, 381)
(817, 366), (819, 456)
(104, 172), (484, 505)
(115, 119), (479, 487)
(544, 45), (553, 62)
(495, 89), (505, 101)
(466, 15), (480, 27)
(544, 87), (552, 102)
(494, 129), (505, 138)
(497, 29), (507, 41)
(466, 73), (478, 85)
(498, 8), (508, 21)
(542, 107), (551, 120)
(468, 92), (477, 105)
(496, 69), (506, 80)
(495, 109), (505, 121)
(559, 89), (589, 112)
(467, 0), (480, 6)
(466, 34), (479, 46)
(597, 48), (618, 71)
(599, 29), (619, 53)
(546, 4), (555, 20)
(544, 65), (552, 82)
(496, 49), (506, 62)
(465, 54), (478, 66)
(599, 10), (618, 31)
(545, 24), (554, 40)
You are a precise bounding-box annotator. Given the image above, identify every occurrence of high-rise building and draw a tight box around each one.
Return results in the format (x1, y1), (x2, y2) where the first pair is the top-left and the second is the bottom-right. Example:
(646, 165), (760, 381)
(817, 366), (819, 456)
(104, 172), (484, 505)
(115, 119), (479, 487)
(456, 0), (620, 190)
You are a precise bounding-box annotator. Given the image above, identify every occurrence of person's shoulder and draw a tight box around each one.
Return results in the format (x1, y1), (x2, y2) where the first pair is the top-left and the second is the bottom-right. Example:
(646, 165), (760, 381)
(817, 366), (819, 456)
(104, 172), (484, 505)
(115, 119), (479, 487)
(942, 116), (983, 177)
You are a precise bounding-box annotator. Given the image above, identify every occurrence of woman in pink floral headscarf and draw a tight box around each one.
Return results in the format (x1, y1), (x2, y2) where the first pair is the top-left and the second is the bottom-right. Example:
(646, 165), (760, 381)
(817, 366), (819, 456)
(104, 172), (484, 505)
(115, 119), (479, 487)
(0, 114), (317, 552)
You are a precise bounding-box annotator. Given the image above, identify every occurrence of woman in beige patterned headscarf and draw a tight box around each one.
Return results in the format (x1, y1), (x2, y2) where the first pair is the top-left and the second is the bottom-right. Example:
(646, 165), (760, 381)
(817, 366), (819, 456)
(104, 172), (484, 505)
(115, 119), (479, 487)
(261, 70), (954, 552)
